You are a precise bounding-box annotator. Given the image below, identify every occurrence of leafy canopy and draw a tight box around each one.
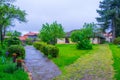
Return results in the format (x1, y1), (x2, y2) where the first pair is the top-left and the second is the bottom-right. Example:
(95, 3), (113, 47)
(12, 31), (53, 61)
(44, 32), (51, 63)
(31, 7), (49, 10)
(6, 30), (21, 37)
(39, 21), (65, 45)
(71, 23), (95, 50)
(0, 0), (26, 44)
(71, 23), (95, 42)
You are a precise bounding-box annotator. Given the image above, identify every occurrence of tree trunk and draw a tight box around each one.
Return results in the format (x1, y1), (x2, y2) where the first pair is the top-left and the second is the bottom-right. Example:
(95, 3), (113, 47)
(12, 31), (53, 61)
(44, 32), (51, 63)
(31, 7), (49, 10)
(112, 19), (116, 42)
(3, 27), (6, 40)
(0, 26), (3, 45)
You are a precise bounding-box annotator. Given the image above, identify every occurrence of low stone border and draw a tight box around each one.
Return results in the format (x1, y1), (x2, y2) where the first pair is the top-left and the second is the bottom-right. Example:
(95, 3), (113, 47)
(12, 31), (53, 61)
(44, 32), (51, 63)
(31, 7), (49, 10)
(22, 61), (33, 80)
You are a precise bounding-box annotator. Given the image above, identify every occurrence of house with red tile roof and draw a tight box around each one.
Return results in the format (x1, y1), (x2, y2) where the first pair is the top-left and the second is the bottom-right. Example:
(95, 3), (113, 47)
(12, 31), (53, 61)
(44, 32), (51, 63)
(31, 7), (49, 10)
(19, 32), (38, 42)
(19, 36), (28, 41)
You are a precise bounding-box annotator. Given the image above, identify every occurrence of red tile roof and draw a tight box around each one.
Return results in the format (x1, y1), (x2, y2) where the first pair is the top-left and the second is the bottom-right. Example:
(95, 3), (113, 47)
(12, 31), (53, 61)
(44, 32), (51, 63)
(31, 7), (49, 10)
(24, 32), (38, 36)
(19, 36), (28, 41)
(19, 32), (38, 41)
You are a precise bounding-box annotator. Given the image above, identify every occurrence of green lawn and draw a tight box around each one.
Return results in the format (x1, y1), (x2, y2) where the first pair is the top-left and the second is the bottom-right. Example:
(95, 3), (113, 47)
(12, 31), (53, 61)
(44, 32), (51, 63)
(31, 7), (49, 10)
(0, 58), (29, 80)
(52, 44), (98, 71)
(54, 44), (114, 80)
(109, 44), (120, 80)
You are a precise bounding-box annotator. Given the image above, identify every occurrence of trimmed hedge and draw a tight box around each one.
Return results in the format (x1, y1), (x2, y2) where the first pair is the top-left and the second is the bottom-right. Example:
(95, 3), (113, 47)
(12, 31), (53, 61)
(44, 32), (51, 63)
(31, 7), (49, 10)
(8, 45), (25, 59)
(33, 42), (46, 50)
(33, 42), (59, 58)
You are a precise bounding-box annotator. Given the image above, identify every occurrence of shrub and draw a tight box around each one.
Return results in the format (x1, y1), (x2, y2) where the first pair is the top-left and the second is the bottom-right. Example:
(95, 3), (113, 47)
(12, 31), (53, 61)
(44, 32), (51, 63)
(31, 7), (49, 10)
(8, 45), (25, 59)
(70, 26), (93, 50)
(0, 50), (3, 56)
(113, 37), (120, 44)
(41, 44), (48, 55)
(33, 42), (47, 50)
(26, 38), (33, 45)
(4, 63), (17, 74)
(0, 45), (6, 56)
(33, 42), (59, 58)
(33, 42), (39, 49)
(77, 39), (92, 50)
(6, 37), (21, 47)
(46, 45), (59, 57)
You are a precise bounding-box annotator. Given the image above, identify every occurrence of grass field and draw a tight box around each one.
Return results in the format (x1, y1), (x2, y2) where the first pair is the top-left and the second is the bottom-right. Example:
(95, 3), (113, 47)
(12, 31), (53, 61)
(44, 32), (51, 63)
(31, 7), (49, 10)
(109, 44), (120, 80)
(54, 44), (114, 80)
(52, 44), (91, 71)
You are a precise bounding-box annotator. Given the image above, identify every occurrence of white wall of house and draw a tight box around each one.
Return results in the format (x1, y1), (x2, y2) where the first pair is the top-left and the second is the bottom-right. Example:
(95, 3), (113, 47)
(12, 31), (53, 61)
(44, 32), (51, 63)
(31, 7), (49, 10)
(57, 38), (65, 44)
(90, 38), (100, 44)
(105, 36), (112, 42)
(103, 33), (113, 42)
(57, 38), (74, 44)
(57, 38), (101, 44)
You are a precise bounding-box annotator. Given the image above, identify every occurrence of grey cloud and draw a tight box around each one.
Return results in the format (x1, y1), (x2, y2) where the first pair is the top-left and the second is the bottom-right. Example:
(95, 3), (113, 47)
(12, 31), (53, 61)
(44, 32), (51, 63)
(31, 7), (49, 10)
(12, 0), (101, 34)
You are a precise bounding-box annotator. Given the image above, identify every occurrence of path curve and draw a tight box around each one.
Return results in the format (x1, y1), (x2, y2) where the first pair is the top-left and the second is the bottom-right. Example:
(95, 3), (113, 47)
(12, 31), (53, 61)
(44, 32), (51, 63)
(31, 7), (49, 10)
(56, 44), (114, 80)
(25, 46), (61, 80)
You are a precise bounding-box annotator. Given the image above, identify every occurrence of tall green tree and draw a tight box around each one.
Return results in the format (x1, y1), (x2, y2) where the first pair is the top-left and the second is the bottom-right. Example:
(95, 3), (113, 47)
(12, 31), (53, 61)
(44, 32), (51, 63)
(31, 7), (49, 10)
(0, 0), (26, 44)
(12, 30), (21, 37)
(96, 0), (120, 40)
(39, 21), (65, 45)
(6, 30), (21, 37)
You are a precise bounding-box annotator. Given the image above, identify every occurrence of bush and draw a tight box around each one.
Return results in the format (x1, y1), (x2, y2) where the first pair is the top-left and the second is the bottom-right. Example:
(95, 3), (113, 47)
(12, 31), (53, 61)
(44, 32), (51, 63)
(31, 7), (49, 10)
(70, 27), (93, 50)
(4, 63), (17, 74)
(40, 44), (48, 55)
(8, 45), (25, 59)
(33, 42), (40, 49)
(26, 38), (33, 45)
(5, 37), (21, 47)
(113, 37), (120, 44)
(33, 42), (59, 58)
(0, 45), (6, 56)
(33, 42), (47, 50)
(77, 39), (92, 50)
(0, 50), (3, 56)
(46, 45), (59, 57)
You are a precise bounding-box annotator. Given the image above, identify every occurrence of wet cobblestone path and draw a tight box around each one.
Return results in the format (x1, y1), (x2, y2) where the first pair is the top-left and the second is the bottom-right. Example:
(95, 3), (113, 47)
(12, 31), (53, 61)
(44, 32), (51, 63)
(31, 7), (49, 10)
(25, 46), (61, 80)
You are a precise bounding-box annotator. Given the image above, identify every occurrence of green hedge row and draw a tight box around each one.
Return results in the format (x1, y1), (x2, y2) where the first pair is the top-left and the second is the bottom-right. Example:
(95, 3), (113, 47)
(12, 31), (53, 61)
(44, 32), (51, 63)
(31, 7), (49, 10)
(33, 42), (59, 58)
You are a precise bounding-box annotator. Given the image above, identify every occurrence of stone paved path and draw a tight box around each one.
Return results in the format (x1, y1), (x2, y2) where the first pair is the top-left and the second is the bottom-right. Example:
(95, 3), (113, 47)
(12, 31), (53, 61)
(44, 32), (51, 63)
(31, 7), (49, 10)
(25, 46), (61, 80)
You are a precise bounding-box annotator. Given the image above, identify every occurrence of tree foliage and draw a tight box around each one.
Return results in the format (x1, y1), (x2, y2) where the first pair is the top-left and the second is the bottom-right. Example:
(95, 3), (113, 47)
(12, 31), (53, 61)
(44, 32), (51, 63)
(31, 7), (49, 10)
(39, 21), (65, 45)
(96, 0), (120, 40)
(0, 0), (26, 44)
(6, 36), (21, 46)
(6, 30), (21, 37)
(71, 23), (96, 42)
(71, 23), (95, 50)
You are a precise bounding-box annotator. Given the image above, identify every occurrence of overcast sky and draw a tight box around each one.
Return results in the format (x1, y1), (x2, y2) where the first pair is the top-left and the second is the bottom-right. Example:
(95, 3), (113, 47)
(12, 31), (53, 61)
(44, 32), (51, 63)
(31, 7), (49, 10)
(11, 0), (101, 34)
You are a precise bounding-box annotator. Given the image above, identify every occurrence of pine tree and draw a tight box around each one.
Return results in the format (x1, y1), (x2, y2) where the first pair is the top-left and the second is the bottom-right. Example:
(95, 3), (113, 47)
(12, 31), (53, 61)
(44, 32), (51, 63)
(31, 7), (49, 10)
(96, 0), (120, 40)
